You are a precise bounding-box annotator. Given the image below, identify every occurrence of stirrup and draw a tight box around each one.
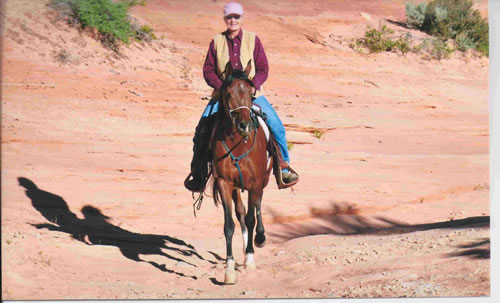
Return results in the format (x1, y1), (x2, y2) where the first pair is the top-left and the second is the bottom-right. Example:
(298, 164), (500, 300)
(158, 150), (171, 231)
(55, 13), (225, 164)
(274, 162), (299, 189)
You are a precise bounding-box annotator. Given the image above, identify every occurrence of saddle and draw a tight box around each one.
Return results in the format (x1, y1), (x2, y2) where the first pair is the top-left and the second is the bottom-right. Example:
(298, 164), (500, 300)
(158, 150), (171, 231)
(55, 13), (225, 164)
(250, 104), (299, 189)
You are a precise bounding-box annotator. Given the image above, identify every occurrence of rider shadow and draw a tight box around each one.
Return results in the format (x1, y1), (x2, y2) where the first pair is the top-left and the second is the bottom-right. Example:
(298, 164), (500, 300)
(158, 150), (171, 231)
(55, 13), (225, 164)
(19, 177), (216, 280)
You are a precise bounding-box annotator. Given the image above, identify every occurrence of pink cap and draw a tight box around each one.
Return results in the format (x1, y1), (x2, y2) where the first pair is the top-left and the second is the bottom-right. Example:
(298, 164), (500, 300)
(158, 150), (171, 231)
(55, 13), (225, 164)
(224, 2), (244, 17)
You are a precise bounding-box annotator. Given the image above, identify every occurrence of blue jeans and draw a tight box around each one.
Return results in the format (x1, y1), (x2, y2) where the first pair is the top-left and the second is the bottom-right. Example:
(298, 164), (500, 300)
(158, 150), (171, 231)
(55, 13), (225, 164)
(197, 95), (291, 164)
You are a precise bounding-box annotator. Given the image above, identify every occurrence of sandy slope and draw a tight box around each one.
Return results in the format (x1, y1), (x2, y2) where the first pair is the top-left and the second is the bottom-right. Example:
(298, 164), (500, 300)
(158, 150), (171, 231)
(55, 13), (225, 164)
(1, 0), (490, 299)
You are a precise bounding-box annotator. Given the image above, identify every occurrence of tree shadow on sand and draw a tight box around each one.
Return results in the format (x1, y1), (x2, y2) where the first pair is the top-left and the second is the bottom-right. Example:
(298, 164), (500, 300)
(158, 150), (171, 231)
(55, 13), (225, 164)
(268, 201), (490, 259)
(447, 239), (490, 259)
(19, 177), (217, 280)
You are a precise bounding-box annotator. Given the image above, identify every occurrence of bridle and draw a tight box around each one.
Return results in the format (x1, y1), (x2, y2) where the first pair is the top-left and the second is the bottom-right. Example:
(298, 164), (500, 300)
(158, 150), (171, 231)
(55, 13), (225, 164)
(219, 86), (258, 192)
(228, 105), (252, 125)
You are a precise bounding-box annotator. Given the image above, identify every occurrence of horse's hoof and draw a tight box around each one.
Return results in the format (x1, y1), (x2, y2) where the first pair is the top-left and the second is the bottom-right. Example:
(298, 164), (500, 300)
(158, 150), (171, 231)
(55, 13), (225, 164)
(224, 270), (237, 285)
(255, 234), (266, 248)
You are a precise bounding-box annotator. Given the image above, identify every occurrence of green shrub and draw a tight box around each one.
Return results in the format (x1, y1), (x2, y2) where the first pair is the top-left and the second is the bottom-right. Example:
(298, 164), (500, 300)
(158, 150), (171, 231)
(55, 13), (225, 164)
(476, 38), (489, 57)
(430, 38), (454, 59)
(455, 31), (476, 51)
(312, 130), (324, 139)
(394, 32), (412, 54)
(132, 24), (157, 42)
(407, 0), (489, 56)
(414, 37), (454, 59)
(423, 0), (468, 39)
(352, 25), (411, 55)
(405, 2), (427, 29)
(352, 25), (393, 53)
(50, 0), (155, 51)
(364, 25), (395, 53)
(75, 0), (133, 47)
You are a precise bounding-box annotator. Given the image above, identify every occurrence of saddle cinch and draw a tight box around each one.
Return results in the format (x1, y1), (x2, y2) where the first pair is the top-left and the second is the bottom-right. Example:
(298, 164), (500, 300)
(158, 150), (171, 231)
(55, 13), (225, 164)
(237, 104), (299, 189)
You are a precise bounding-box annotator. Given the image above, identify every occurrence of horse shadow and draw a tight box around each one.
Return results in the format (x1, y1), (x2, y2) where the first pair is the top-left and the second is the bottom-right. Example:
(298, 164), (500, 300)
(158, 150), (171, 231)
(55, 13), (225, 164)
(268, 201), (490, 260)
(18, 177), (217, 280)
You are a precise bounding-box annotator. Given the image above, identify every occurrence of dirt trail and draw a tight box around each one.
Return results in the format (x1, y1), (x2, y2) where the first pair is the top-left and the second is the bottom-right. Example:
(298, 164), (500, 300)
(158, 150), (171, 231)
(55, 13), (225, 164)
(1, 0), (490, 299)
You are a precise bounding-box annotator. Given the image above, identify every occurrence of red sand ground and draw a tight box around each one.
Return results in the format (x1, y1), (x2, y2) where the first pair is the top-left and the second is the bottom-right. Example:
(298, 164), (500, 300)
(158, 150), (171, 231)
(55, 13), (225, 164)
(2, 0), (490, 299)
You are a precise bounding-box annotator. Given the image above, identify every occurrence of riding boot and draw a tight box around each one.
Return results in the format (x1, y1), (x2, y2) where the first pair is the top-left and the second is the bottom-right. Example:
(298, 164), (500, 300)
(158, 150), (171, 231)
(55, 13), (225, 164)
(270, 137), (300, 189)
(184, 118), (211, 192)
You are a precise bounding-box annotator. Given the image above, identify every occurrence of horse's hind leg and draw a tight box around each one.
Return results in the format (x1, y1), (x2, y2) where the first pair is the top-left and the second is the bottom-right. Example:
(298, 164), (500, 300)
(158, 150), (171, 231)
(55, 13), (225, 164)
(232, 190), (247, 256)
(218, 180), (237, 284)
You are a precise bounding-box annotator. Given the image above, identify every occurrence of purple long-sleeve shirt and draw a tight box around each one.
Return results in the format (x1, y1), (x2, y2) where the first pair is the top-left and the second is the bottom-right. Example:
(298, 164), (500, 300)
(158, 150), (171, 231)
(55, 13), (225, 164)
(202, 30), (269, 91)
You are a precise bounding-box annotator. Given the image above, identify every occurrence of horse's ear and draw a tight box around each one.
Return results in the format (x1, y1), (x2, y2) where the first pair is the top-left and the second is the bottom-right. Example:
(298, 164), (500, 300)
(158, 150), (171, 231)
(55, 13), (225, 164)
(224, 61), (233, 78)
(244, 60), (252, 77)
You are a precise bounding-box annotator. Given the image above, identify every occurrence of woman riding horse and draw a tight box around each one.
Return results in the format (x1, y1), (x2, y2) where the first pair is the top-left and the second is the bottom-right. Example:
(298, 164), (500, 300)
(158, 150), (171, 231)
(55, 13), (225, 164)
(211, 61), (272, 283)
(185, 2), (299, 192)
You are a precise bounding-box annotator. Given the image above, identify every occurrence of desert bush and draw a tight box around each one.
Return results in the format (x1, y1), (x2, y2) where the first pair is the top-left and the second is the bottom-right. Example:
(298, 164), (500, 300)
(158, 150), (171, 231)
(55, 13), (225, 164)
(363, 25), (396, 53)
(405, 2), (427, 29)
(312, 130), (324, 139)
(76, 0), (133, 47)
(455, 31), (476, 51)
(351, 25), (411, 55)
(132, 24), (157, 42)
(414, 37), (454, 59)
(394, 32), (412, 54)
(406, 0), (489, 56)
(50, 0), (155, 51)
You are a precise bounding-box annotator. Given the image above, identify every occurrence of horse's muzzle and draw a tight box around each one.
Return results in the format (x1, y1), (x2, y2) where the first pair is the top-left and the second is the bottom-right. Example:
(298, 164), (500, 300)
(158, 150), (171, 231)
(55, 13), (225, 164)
(237, 120), (253, 137)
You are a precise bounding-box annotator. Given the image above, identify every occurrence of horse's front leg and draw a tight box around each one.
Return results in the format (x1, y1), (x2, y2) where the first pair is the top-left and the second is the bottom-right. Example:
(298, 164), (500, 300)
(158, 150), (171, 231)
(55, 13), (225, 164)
(218, 179), (237, 284)
(244, 189), (262, 270)
(232, 190), (247, 256)
(254, 189), (266, 248)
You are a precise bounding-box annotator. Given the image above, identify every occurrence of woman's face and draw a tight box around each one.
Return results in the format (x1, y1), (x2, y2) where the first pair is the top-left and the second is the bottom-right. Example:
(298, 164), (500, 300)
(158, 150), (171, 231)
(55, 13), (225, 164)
(224, 14), (243, 33)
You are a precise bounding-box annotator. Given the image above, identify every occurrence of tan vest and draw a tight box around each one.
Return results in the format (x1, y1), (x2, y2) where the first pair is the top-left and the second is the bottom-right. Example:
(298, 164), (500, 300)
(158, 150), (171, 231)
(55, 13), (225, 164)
(213, 30), (263, 98)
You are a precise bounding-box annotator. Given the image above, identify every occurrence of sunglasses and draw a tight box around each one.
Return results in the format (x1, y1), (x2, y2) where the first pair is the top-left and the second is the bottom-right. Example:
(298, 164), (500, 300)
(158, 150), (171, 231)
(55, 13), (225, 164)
(225, 15), (241, 20)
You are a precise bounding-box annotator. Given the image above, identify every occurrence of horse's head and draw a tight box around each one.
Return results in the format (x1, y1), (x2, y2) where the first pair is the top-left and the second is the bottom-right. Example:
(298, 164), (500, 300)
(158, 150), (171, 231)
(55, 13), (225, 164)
(221, 61), (255, 137)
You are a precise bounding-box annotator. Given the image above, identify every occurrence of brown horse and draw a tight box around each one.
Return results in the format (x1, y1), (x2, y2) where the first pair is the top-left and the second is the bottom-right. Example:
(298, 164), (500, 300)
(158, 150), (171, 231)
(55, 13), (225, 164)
(210, 61), (273, 284)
